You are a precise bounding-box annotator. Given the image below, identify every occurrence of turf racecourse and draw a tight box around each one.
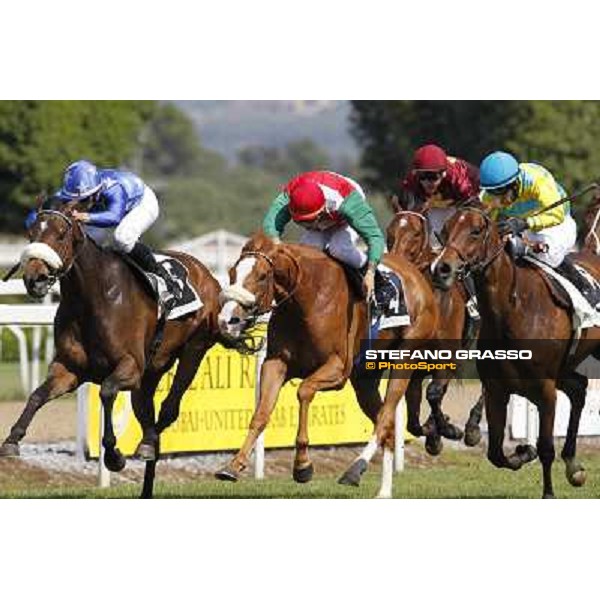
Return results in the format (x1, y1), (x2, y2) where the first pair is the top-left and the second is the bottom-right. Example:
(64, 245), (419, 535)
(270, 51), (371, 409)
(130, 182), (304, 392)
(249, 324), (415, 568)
(2, 449), (600, 498)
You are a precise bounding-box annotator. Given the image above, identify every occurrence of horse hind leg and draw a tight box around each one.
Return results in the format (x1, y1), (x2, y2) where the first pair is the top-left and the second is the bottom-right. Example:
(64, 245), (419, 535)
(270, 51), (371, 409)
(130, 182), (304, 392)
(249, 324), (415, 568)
(293, 357), (347, 483)
(100, 356), (141, 473)
(558, 373), (588, 488)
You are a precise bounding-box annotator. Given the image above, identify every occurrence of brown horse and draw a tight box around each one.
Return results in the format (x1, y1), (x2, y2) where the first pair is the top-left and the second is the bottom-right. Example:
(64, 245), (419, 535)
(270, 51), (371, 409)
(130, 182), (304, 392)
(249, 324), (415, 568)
(216, 231), (438, 498)
(432, 204), (600, 498)
(0, 201), (223, 498)
(386, 210), (484, 453)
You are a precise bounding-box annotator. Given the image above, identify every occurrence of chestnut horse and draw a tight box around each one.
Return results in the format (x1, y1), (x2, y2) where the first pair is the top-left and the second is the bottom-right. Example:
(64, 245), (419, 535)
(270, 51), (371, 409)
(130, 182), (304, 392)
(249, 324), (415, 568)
(216, 232), (438, 498)
(432, 204), (600, 498)
(386, 210), (484, 453)
(0, 201), (223, 498)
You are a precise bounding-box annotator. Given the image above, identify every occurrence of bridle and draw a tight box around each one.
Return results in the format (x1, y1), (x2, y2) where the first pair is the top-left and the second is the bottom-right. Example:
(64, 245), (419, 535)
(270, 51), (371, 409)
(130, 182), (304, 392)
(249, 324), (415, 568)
(442, 207), (505, 276)
(32, 210), (86, 283)
(231, 248), (301, 322)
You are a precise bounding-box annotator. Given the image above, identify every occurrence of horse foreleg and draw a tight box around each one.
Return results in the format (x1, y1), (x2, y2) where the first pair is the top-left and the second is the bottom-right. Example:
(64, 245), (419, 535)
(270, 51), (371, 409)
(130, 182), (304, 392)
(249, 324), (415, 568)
(99, 356), (141, 473)
(426, 374), (463, 441)
(404, 375), (424, 437)
(558, 373), (587, 488)
(464, 389), (484, 447)
(0, 361), (78, 456)
(293, 356), (346, 483)
(485, 385), (537, 474)
(535, 383), (557, 499)
(215, 358), (288, 482)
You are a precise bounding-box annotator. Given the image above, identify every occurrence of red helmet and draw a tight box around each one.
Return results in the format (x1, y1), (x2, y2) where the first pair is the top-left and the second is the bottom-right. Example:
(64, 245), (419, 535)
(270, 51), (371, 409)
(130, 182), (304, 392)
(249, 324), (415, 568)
(412, 144), (448, 171)
(288, 180), (326, 221)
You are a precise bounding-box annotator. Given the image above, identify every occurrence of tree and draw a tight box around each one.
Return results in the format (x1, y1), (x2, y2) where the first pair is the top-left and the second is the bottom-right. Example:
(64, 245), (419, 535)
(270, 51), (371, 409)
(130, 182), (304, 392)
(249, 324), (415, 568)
(141, 102), (226, 178)
(0, 101), (155, 231)
(349, 101), (600, 198)
(237, 138), (331, 179)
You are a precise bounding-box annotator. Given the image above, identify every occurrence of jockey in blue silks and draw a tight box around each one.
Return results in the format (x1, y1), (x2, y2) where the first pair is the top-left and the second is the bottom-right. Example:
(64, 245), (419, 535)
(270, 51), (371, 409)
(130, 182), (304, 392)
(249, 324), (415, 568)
(26, 160), (181, 309)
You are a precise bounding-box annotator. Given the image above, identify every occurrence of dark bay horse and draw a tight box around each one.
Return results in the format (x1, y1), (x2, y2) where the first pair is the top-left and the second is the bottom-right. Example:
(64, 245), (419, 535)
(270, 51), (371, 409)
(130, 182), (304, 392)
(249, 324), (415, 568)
(432, 205), (600, 498)
(386, 210), (484, 453)
(0, 202), (222, 498)
(216, 232), (439, 498)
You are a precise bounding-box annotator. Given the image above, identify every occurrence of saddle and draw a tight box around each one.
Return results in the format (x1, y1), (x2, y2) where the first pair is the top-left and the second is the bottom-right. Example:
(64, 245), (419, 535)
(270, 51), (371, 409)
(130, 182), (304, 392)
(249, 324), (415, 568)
(523, 255), (600, 331)
(124, 253), (202, 320)
(336, 260), (410, 331)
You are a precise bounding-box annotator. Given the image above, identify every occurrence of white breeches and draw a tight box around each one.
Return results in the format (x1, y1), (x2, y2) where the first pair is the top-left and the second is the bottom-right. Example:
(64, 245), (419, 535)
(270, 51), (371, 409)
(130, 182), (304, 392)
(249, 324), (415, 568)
(524, 214), (577, 268)
(86, 186), (159, 253)
(300, 224), (367, 269)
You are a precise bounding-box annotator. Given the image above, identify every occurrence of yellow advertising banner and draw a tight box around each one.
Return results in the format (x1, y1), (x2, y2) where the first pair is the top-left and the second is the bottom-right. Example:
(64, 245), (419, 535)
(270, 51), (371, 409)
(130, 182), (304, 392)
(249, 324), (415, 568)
(85, 343), (379, 458)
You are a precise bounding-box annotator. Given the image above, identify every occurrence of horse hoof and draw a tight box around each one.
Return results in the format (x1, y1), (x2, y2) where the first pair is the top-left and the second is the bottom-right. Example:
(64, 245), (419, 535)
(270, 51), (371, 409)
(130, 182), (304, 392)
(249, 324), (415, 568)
(214, 466), (239, 482)
(135, 442), (157, 462)
(515, 444), (538, 463)
(104, 450), (126, 472)
(464, 426), (482, 447)
(542, 493), (556, 499)
(292, 463), (314, 484)
(0, 442), (20, 457)
(338, 459), (367, 487)
(425, 435), (443, 456)
(441, 424), (464, 441)
(565, 462), (587, 487)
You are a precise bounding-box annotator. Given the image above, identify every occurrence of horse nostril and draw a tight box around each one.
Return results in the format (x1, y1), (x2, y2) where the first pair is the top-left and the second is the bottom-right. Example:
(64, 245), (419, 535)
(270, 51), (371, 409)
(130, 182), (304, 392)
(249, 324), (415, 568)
(229, 316), (241, 325)
(36, 273), (49, 283)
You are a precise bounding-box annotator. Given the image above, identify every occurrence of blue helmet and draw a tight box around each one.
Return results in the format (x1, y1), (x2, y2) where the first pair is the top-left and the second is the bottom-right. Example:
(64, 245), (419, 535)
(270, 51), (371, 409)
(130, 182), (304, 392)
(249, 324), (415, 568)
(60, 160), (102, 200)
(479, 151), (520, 190)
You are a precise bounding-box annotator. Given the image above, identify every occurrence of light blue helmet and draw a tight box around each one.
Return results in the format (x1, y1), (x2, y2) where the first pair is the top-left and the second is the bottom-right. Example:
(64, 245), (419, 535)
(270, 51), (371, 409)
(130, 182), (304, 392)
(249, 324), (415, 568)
(60, 160), (102, 200)
(479, 151), (520, 190)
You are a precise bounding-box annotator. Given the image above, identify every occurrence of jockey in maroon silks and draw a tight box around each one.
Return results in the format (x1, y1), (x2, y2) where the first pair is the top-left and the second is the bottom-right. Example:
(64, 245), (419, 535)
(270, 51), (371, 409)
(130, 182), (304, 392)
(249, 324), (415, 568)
(399, 144), (479, 247)
(399, 144), (480, 320)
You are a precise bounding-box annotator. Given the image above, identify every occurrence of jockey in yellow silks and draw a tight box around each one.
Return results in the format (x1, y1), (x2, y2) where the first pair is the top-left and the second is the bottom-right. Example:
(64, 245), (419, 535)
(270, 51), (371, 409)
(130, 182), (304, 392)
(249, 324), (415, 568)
(479, 151), (598, 302)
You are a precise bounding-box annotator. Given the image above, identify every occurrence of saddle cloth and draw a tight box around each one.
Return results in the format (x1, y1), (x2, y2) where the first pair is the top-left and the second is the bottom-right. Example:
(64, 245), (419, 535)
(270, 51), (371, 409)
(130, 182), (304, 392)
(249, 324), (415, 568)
(524, 256), (600, 330)
(372, 264), (410, 332)
(127, 253), (202, 320)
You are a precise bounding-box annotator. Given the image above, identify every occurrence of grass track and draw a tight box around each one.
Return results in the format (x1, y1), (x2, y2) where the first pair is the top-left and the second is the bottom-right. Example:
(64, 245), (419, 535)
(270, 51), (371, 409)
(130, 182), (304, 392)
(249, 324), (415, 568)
(3, 449), (600, 498)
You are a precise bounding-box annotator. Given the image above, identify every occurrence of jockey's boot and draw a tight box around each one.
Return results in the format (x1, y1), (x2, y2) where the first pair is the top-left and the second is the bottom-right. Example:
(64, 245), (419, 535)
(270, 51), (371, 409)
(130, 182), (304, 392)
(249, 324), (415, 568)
(555, 256), (600, 310)
(129, 242), (183, 311)
(462, 272), (480, 320)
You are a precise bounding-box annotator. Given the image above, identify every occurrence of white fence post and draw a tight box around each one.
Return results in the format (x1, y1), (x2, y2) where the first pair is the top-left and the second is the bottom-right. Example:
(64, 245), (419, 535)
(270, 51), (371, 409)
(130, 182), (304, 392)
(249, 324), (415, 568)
(253, 335), (267, 480)
(394, 396), (405, 472)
